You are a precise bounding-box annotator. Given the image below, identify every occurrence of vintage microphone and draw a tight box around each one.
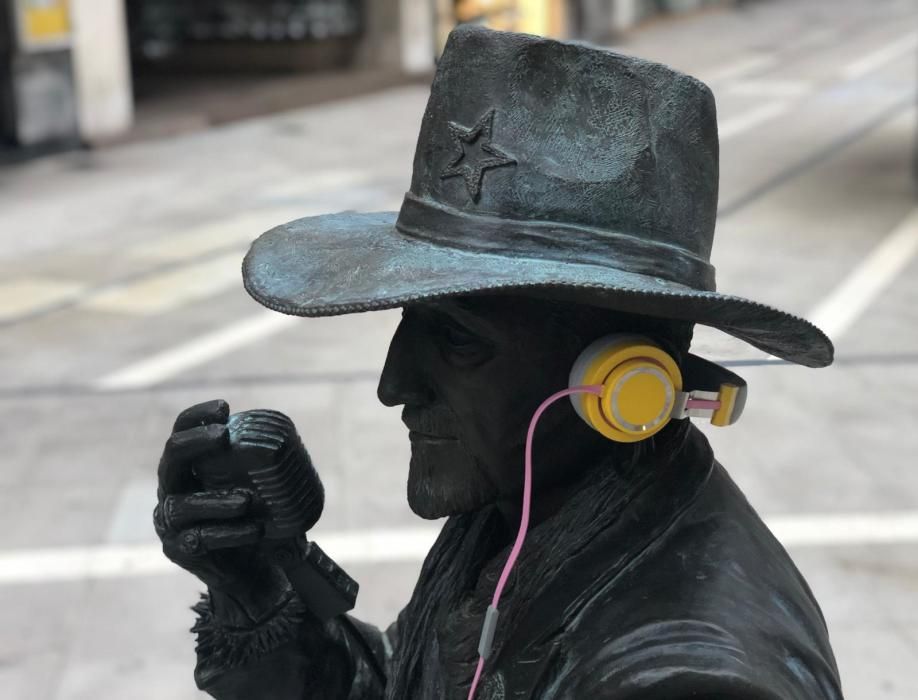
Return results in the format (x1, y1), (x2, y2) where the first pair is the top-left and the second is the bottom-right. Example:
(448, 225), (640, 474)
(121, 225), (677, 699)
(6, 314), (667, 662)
(194, 409), (358, 622)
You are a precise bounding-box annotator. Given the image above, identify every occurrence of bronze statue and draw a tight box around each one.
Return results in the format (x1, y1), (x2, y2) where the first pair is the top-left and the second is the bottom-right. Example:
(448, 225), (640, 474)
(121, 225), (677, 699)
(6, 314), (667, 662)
(154, 25), (843, 699)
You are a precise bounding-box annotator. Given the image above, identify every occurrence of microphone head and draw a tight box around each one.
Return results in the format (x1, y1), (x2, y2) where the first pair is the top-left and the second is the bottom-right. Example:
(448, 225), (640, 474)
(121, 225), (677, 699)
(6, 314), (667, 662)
(226, 409), (325, 539)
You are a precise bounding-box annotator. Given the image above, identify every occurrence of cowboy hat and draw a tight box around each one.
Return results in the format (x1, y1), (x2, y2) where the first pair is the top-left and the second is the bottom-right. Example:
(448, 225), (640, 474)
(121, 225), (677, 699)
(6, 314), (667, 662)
(242, 24), (833, 368)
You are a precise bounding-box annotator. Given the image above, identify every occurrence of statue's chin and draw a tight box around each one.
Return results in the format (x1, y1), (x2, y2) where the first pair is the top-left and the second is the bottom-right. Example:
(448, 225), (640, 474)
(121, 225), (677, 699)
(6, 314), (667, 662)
(406, 441), (496, 520)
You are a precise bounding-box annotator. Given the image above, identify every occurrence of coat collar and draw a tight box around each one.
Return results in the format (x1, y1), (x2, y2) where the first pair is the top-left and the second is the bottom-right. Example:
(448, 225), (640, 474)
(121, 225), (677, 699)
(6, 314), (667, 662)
(386, 427), (714, 699)
(459, 426), (714, 697)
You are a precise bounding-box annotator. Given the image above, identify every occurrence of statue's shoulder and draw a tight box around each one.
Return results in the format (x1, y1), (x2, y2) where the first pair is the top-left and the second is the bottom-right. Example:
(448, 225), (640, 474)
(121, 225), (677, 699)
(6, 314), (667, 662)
(552, 463), (843, 700)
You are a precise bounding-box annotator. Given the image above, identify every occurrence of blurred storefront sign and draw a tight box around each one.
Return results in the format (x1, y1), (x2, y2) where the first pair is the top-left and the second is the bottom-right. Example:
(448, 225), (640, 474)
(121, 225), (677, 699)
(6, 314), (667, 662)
(14, 0), (71, 51)
(127, 0), (364, 71)
(434, 0), (740, 51)
(1, 0), (78, 148)
(436, 0), (568, 51)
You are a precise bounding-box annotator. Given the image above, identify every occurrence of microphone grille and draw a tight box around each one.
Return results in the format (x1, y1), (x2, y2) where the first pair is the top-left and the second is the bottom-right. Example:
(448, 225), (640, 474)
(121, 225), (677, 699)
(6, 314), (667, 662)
(228, 410), (325, 538)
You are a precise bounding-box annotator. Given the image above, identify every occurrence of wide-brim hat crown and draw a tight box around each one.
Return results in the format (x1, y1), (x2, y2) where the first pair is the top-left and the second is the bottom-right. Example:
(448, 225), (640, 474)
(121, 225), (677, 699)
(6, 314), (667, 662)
(243, 24), (833, 368)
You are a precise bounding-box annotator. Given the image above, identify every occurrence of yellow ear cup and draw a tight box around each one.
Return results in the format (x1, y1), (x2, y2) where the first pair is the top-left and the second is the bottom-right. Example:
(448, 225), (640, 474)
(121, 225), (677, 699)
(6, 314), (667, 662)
(569, 335), (683, 443)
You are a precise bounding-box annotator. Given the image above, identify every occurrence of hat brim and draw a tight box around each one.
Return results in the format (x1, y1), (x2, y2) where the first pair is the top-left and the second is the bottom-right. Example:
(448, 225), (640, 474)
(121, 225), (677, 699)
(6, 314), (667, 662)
(242, 211), (833, 368)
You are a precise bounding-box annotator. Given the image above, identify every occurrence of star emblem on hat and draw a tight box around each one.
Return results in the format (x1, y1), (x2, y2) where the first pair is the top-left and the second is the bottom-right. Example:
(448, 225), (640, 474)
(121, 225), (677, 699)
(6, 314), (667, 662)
(440, 109), (516, 202)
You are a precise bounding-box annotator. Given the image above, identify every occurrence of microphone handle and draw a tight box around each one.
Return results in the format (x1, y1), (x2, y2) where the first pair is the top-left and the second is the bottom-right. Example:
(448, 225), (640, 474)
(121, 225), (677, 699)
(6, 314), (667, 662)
(266, 534), (359, 622)
(193, 409), (358, 621)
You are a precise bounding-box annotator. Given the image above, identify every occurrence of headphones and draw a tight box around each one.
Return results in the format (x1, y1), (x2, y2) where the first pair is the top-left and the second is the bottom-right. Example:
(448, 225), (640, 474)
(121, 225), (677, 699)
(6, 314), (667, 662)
(569, 334), (747, 442)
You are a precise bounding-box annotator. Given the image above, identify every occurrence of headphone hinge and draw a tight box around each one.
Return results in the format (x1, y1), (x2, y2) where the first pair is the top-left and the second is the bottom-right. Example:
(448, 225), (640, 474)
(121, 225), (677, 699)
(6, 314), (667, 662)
(672, 389), (720, 420)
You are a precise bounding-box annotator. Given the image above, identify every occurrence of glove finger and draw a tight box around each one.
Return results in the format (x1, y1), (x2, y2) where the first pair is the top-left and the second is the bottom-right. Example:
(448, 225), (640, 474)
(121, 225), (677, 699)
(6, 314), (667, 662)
(199, 522), (263, 551)
(153, 503), (168, 539)
(162, 522), (262, 559)
(172, 399), (230, 433)
(158, 423), (229, 496)
(162, 489), (252, 531)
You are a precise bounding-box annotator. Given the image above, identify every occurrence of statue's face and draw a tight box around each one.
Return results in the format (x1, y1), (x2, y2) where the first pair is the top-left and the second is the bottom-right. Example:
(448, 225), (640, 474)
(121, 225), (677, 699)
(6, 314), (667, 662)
(377, 296), (605, 519)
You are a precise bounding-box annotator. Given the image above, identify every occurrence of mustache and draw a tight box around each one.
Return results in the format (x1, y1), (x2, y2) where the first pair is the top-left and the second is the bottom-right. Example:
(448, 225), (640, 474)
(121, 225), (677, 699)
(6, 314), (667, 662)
(401, 405), (460, 438)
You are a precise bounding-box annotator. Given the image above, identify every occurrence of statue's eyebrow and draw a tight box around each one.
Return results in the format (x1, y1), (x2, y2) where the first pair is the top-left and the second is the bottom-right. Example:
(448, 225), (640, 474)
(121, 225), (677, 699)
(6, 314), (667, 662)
(424, 299), (500, 337)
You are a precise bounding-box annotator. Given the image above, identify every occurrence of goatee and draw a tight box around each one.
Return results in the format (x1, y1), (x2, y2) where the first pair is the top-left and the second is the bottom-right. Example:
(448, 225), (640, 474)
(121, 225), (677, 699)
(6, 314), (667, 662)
(407, 443), (496, 519)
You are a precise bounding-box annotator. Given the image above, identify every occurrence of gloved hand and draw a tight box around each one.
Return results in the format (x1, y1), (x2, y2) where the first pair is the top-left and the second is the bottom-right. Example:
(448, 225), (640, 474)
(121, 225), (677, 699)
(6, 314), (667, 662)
(153, 399), (291, 622)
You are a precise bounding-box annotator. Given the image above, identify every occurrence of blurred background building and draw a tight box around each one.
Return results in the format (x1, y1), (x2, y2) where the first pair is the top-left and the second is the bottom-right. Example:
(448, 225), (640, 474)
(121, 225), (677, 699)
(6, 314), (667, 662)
(1, 0), (749, 153)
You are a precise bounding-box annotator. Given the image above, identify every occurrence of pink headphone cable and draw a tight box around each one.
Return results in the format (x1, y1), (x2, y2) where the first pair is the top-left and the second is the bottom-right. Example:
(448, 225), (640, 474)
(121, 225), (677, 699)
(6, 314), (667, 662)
(466, 384), (604, 700)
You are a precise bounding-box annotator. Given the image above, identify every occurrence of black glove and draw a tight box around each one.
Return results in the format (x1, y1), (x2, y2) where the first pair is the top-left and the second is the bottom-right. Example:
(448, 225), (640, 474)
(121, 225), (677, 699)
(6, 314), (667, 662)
(153, 399), (293, 622)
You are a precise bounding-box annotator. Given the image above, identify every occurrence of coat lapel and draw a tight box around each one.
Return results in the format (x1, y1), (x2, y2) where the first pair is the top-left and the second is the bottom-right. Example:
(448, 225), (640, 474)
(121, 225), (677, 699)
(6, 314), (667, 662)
(497, 431), (714, 697)
(385, 507), (504, 699)
(451, 428), (715, 698)
(387, 428), (714, 700)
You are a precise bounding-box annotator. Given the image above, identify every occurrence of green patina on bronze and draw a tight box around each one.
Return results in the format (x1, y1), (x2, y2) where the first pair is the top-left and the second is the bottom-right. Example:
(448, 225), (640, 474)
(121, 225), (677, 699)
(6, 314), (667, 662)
(242, 24), (833, 368)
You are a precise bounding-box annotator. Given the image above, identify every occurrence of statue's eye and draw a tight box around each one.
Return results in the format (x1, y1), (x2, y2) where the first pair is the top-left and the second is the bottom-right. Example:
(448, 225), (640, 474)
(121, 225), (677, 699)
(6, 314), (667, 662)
(436, 320), (493, 367)
(441, 323), (477, 350)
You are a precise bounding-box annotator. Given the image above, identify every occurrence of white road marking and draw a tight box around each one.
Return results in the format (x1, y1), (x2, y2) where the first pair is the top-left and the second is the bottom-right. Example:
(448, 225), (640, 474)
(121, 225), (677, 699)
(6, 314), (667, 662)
(789, 27), (837, 50)
(841, 31), (918, 81)
(106, 480), (159, 544)
(719, 101), (790, 141)
(769, 511), (918, 548)
(129, 208), (304, 261)
(0, 527), (441, 585)
(0, 543), (172, 584)
(727, 80), (813, 99)
(81, 251), (243, 315)
(93, 310), (298, 390)
(701, 54), (778, 84)
(2, 512), (918, 585)
(261, 168), (378, 200)
(0, 278), (86, 321)
(807, 207), (918, 340)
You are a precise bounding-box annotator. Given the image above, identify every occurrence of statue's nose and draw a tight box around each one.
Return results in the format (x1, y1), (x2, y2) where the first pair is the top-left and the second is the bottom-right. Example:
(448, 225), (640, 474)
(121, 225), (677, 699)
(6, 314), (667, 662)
(377, 318), (436, 408)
